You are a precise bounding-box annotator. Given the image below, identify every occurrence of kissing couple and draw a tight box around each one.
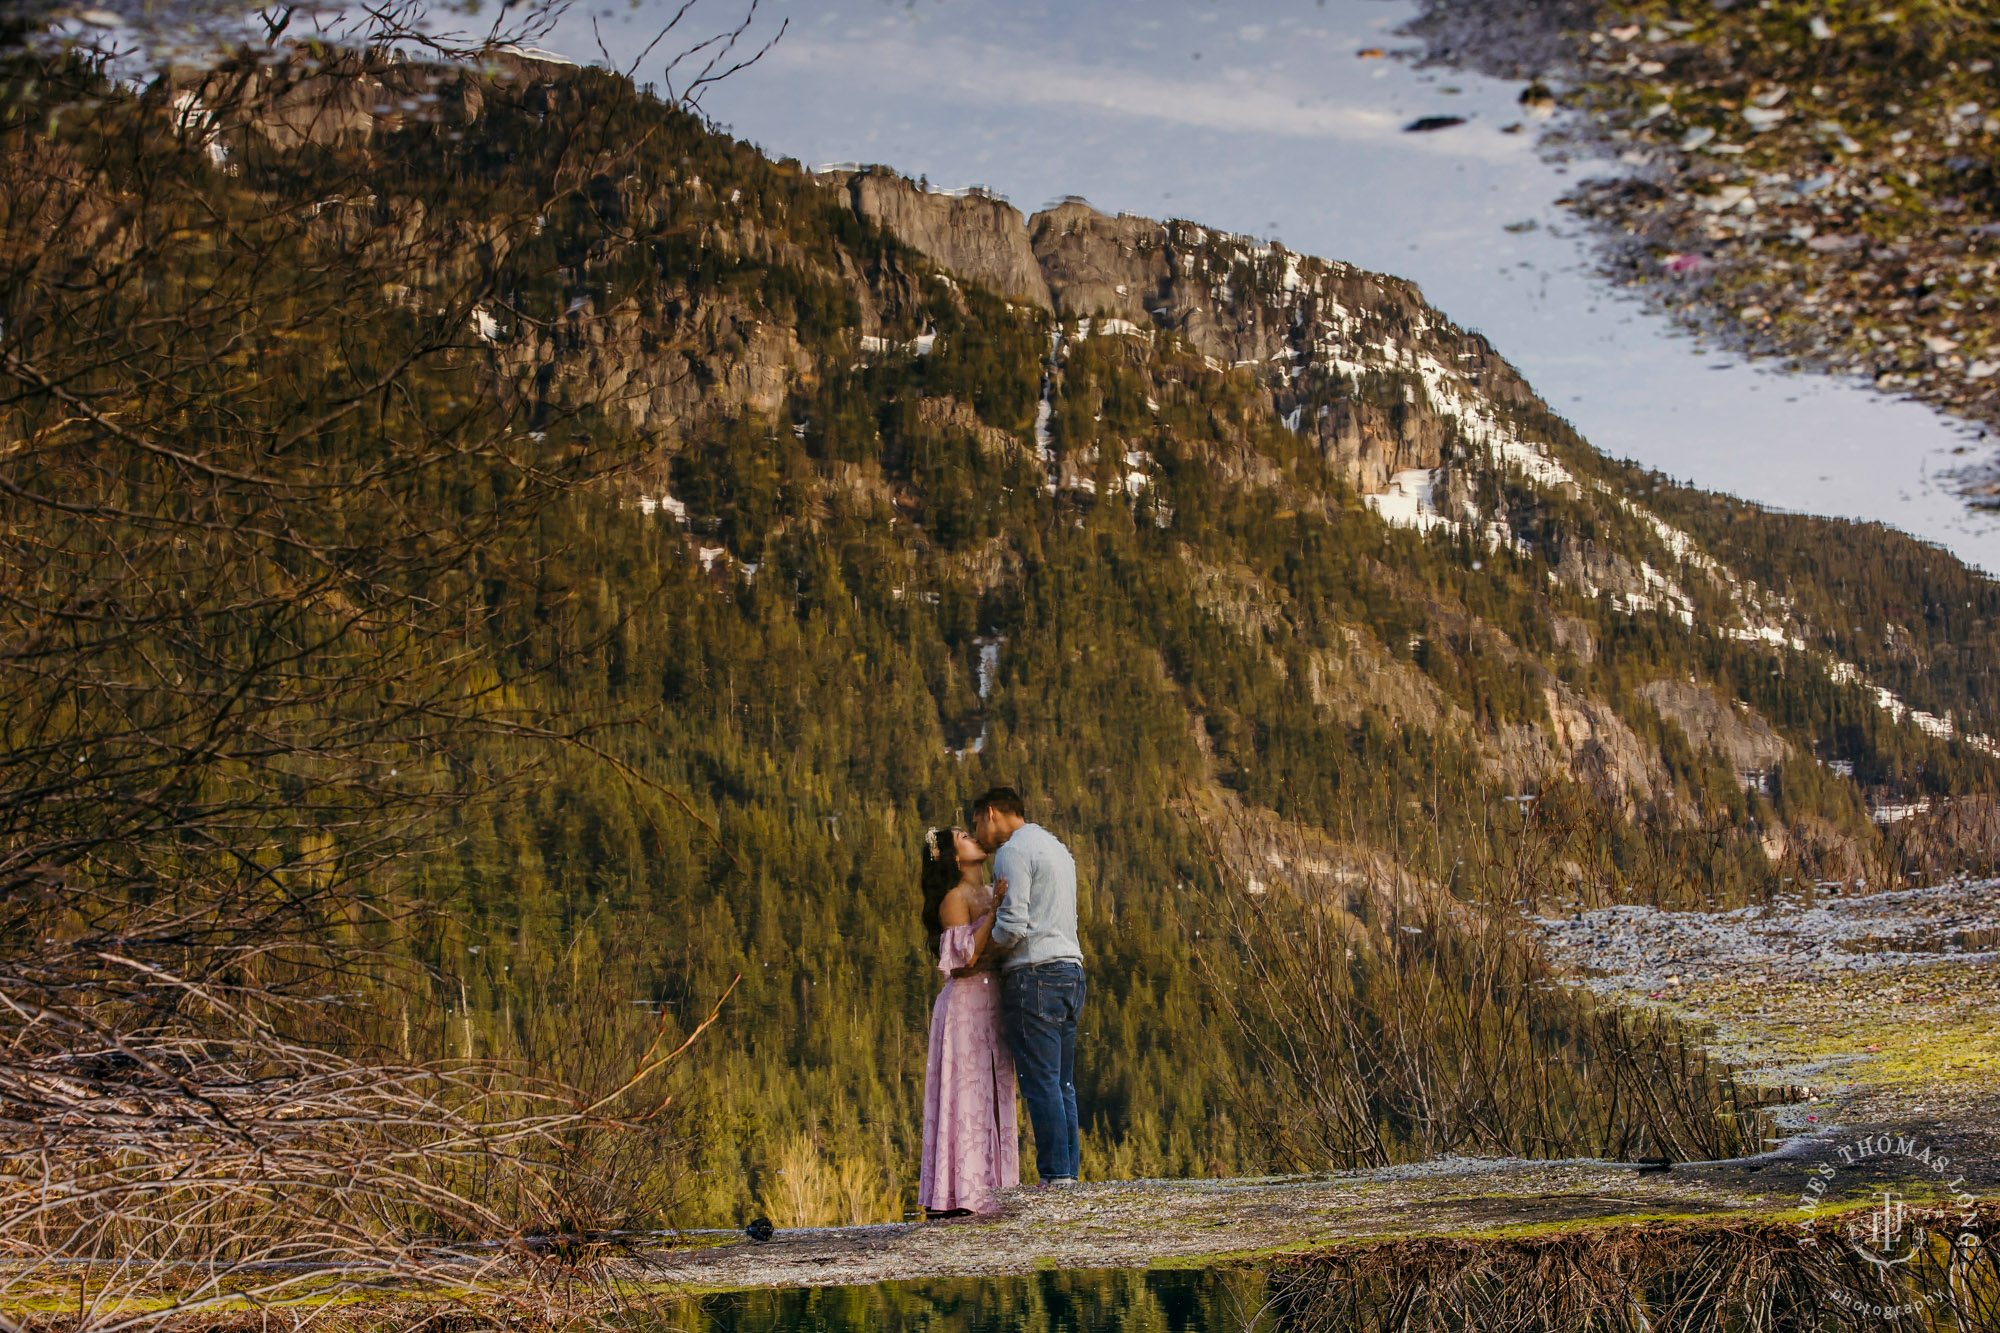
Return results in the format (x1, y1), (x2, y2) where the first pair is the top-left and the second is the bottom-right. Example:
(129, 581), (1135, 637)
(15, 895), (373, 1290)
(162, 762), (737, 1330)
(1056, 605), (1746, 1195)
(916, 787), (1085, 1217)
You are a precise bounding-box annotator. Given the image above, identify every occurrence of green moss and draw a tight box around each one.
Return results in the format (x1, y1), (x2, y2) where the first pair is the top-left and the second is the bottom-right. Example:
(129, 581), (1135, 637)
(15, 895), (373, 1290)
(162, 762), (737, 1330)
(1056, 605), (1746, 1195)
(1635, 959), (2000, 1094)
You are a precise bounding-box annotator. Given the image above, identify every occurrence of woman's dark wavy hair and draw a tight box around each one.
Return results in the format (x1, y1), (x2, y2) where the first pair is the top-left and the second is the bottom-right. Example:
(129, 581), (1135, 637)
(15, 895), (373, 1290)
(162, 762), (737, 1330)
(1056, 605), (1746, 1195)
(920, 827), (961, 953)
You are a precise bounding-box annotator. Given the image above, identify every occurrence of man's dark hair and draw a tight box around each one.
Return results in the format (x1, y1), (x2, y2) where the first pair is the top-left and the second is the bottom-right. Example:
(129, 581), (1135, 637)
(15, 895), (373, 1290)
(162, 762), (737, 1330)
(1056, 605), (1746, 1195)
(971, 786), (1026, 821)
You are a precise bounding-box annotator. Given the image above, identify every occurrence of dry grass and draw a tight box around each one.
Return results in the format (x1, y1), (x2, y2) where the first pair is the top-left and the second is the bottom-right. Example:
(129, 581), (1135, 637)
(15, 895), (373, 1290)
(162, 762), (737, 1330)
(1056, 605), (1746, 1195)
(755, 1131), (903, 1229)
(0, 6), (778, 1331)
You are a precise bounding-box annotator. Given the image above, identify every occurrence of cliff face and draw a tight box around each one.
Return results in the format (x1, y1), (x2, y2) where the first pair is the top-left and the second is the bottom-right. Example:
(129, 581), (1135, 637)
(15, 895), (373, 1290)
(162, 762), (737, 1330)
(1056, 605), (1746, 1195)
(822, 168), (1053, 310)
(831, 174), (1555, 498)
(215, 69), (1504, 510)
(1027, 200), (1169, 328)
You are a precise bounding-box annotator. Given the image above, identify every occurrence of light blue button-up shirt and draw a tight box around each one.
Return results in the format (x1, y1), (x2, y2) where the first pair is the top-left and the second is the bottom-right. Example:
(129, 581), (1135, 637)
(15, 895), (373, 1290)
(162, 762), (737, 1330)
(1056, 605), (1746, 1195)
(989, 823), (1083, 970)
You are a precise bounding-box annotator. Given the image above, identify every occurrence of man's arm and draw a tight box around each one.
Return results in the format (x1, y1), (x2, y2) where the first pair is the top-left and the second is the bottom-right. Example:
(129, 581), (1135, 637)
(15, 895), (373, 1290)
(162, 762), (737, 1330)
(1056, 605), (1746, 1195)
(988, 842), (1033, 950)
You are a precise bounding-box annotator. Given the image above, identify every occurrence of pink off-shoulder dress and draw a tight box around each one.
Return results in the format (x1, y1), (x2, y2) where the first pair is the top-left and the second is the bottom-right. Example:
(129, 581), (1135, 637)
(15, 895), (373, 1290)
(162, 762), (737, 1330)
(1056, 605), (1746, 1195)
(917, 912), (1019, 1214)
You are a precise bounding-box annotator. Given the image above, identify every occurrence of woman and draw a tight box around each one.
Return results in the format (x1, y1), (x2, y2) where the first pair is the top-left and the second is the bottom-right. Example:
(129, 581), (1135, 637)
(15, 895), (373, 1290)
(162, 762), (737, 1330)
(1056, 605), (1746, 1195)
(917, 825), (1019, 1218)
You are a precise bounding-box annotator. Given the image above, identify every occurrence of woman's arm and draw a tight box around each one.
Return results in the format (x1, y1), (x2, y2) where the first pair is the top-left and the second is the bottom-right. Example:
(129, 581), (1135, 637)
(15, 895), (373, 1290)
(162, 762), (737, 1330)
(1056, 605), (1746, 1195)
(951, 877), (1006, 976)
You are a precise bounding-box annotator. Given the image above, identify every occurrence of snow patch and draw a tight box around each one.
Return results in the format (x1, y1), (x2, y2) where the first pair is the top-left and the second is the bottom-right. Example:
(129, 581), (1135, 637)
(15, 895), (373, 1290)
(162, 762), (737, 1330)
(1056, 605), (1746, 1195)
(1079, 316), (1145, 339)
(1489, 437), (1576, 491)
(1825, 660), (1998, 754)
(975, 637), (1003, 700)
(1725, 624), (1807, 650)
(636, 494), (688, 522)
(1365, 469), (1456, 535)
(858, 331), (936, 358)
(1033, 332), (1060, 493)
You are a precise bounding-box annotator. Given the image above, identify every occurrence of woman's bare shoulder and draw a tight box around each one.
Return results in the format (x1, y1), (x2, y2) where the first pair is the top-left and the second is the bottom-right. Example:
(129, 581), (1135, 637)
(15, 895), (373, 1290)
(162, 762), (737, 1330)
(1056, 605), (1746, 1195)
(938, 882), (980, 927)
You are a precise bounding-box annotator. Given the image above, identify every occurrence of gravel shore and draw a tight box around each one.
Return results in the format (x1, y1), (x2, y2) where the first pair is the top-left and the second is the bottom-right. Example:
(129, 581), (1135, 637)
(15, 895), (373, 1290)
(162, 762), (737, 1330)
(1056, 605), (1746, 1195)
(1406, 0), (2000, 506)
(1535, 878), (2000, 994)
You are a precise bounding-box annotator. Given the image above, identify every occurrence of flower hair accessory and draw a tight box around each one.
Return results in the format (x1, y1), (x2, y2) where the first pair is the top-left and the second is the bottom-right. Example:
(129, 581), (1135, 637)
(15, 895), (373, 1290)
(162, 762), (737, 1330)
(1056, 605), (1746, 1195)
(924, 826), (942, 859)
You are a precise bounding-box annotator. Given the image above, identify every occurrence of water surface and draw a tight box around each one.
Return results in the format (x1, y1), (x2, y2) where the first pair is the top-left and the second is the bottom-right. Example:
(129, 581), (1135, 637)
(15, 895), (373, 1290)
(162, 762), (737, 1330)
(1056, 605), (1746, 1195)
(692, 1268), (1257, 1333)
(679, 1223), (1999, 1333)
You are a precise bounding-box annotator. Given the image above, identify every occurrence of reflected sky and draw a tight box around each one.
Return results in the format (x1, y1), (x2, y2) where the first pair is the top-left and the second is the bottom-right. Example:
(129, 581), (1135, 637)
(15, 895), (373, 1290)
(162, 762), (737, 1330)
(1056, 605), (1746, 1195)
(554, 0), (2000, 572)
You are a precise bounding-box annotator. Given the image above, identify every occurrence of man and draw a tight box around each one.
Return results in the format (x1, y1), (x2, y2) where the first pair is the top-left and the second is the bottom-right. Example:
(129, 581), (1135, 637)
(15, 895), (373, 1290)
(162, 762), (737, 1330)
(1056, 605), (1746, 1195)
(971, 786), (1084, 1187)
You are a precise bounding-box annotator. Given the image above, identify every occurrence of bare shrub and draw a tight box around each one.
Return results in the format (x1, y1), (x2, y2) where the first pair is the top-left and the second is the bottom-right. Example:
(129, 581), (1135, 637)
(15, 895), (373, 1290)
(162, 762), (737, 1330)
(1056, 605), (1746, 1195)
(0, 2), (780, 1326)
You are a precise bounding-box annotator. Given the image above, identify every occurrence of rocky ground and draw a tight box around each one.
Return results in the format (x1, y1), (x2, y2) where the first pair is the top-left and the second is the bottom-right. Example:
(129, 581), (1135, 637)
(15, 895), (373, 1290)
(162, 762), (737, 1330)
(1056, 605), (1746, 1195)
(1413, 0), (2000, 502)
(629, 880), (2000, 1291)
(627, 1162), (1789, 1290)
(1535, 877), (2000, 994)
(1534, 876), (2000, 1143)
(630, 1130), (1998, 1293)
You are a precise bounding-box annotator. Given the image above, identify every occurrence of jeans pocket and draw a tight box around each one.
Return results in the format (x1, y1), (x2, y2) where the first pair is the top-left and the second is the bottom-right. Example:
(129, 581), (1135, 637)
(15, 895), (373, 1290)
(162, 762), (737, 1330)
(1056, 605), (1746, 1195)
(1033, 979), (1057, 1028)
(1054, 973), (1079, 1021)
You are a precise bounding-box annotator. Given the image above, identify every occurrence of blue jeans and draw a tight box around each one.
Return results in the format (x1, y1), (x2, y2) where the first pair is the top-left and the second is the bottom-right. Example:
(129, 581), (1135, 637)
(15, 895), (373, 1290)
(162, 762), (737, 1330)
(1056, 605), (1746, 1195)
(1000, 960), (1085, 1181)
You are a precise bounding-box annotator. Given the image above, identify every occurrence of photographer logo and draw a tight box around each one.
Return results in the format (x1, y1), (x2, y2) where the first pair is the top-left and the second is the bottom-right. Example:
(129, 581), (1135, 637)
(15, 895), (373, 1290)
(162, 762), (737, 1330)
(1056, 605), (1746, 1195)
(1796, 1132), (1982, 1320)
(1847, 1188), (1920, 1268)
